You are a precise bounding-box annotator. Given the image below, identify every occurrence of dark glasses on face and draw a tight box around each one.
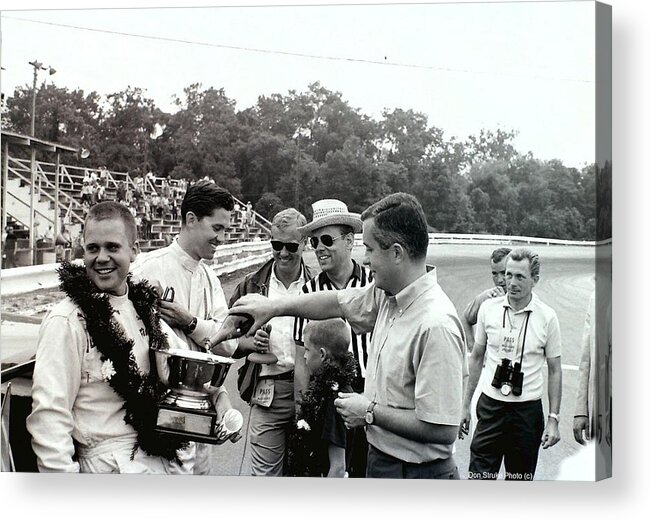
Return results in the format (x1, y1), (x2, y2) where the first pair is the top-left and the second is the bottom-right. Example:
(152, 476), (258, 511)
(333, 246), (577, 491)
(271, 241), (300, 253)
(309, 234), (345, 249)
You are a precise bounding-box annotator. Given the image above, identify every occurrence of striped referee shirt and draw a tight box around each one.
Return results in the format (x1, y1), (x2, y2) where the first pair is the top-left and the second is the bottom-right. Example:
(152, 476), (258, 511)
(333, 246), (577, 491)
(293, 260), (373, 390)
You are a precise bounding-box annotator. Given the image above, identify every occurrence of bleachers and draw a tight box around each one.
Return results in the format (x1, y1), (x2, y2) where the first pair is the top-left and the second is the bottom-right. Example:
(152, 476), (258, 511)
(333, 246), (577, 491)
(3, 157), (271, 261)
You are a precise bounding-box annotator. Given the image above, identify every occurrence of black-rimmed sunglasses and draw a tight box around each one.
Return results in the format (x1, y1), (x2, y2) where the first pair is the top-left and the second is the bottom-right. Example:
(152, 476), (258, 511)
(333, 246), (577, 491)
(271, 240), (301, 253)
(309, 233), (346, 249)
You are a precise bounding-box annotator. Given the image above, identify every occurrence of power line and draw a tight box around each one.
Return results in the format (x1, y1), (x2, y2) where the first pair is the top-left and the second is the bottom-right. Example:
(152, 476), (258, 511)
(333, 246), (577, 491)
(2, 14), (593, 84)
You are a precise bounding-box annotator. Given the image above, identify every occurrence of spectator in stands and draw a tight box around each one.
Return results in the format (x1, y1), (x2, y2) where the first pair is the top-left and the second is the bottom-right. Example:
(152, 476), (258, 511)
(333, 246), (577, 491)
(116, 181), (127, 204)
(171, 198), (179, 221)
(55, 226), (72, 262)
(162, 177), (172, 198)
(3, 225), (17, 268)
(81, 179), (92, 206)
(96, 183), (105, 204)
(159, 196), (169, 219)
(99, 166), (109, 188)
(89, 181), (99, 206)
(133, 176), (144, 202)
(33, 218), (41, 242)
(142, 209), (152, 240)
(72, 227), (84, 260)
(151, 194), (162, 218)
(244, 201), (253, 240)
(43, 225), (54, 241)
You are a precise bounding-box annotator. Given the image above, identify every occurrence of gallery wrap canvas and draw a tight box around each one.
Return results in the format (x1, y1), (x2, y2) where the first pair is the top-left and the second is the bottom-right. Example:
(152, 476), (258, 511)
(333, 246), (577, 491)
(1, 0), (611, 483)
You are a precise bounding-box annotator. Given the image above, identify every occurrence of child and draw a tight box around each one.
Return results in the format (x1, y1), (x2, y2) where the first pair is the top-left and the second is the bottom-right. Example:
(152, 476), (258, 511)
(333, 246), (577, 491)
(287, 318), (357, 477)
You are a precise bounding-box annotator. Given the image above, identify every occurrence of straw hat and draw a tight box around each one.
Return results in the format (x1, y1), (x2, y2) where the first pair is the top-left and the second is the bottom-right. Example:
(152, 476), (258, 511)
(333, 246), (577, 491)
(297, 199), (362, 235)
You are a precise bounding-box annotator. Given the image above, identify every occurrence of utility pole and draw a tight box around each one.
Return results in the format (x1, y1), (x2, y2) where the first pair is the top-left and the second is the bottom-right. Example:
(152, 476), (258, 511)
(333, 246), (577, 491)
(28, 60), (56, 137)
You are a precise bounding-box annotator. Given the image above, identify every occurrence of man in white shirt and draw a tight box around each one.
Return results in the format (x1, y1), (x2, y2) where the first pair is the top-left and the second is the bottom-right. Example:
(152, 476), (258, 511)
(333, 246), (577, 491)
(131, 181), (241, 474)
(459, 248), (562, 480)
(27, 202), (191, 473)
(228, 208), (312, 476)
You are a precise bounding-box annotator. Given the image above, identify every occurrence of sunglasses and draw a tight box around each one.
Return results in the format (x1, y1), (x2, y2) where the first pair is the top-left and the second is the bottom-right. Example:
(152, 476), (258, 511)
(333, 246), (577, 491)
(309, 233), (346, 249)
(271, 240), (301, 253)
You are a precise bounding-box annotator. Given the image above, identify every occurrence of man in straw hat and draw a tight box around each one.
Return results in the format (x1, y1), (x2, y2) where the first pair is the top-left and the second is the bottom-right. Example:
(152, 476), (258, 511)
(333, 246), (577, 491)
(231, 193), (465, 479)
(293, 199), (373, 477)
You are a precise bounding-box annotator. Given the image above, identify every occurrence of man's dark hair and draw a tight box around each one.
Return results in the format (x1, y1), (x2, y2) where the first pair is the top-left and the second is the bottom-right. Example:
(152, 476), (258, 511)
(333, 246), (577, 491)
(360, 193), (429, 259)
(180, 180), (234, 225)
(507, 248), (541, 278)
(85, 201), (137, 245)
(490, 247), (512, 263)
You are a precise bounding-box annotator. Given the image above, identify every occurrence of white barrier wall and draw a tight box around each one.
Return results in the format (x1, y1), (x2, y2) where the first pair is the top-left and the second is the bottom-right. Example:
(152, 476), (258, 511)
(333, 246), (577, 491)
(1, 241), (273, 297)
(1, 234), (608, 297)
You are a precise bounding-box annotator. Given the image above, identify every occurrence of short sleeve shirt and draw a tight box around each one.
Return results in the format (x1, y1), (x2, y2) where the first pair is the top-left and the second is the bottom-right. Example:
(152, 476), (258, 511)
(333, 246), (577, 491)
(476, 293), (562, 402)
(337, 268), (465, 464)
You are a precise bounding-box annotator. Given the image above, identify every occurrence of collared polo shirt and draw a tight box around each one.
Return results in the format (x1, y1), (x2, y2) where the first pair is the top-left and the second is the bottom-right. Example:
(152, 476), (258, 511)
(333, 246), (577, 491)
(293, 260), (373, 384)
(476, 293), (562, 403)
(262, 265), (306, 377)
(131, 240), (235, 356)
(337, 268), (465, 464)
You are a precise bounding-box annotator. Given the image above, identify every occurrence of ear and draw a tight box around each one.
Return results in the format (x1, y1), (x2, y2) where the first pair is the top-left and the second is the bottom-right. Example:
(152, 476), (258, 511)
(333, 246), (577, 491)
(185, 211), (198, 226)
(129, 242), (138, 262)
(344, 233), (354, 250)
(319, 347), (328, 362)
(533, 275), (540, 285)
(392, 243), (406, 264)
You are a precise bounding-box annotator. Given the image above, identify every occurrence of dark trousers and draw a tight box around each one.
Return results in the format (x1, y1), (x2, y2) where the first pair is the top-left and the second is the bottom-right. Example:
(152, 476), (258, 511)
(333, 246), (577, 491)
(345, 426), (368, 478)
(469, 393), (544, 480)
(367, 444), (459, 479)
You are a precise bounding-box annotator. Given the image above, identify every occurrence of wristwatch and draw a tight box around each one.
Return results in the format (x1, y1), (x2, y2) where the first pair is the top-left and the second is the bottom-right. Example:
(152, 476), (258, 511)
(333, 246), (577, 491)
(182, 316), (198, 335)
(365, 401), (377, 426)
(548, 412), (560, 422)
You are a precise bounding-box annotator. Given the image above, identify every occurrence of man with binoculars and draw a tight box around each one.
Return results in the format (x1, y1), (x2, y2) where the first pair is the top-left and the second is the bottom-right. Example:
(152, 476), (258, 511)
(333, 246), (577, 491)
(459, 248), (562, 480)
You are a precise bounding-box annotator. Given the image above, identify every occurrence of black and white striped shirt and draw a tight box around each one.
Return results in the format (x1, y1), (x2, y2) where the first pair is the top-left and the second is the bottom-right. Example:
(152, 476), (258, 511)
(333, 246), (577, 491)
(293, 260), (373, 391)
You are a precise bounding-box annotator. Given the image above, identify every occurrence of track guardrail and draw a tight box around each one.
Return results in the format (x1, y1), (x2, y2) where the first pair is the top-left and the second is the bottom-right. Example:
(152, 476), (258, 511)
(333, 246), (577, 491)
(1, 241), (272, 297)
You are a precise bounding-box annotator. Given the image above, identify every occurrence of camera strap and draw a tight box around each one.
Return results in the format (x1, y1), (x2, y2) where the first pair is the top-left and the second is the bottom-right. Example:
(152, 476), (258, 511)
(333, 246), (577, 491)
(501, 307), (532, 366)
(517, 310), (532, 366)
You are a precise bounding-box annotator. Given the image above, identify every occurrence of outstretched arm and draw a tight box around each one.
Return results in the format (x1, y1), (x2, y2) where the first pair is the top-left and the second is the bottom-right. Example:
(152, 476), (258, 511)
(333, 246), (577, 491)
(229, 292), (343, 334)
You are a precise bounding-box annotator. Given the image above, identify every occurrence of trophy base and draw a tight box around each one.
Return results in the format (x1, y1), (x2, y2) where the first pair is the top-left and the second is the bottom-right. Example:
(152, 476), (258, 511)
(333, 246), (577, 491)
(155, 403), (225, 444)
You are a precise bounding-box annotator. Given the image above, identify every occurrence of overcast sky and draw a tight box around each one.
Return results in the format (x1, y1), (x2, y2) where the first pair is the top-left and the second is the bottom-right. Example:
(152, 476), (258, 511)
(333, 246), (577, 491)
(0, 0), (595, 168)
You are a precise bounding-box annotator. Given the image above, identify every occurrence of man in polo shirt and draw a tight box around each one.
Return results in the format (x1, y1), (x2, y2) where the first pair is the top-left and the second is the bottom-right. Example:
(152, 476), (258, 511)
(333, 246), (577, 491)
(231, 193), (465, 479)
(461, 247), (512, 351)
(292, 198), (373, 477)
(459, 248), (562, 480)
(229, 208), (312, 476)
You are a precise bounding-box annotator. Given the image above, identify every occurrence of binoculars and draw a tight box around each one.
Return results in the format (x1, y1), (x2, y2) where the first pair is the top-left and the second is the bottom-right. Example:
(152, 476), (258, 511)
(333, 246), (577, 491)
(491, 358), (524, 396)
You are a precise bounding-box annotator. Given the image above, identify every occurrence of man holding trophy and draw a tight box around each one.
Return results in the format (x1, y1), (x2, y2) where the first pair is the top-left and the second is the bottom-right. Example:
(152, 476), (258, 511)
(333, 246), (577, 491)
(27, 202), (201, 473)
(132, 181), (243, 474)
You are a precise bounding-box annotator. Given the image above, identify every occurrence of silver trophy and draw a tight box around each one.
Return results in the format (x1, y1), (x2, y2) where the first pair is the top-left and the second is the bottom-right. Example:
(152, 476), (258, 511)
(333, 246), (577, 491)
(152, 313), (254, 443)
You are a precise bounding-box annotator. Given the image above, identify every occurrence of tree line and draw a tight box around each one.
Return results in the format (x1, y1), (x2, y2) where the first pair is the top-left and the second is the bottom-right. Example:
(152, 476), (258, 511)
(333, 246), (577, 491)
(2, 81), (610, 240)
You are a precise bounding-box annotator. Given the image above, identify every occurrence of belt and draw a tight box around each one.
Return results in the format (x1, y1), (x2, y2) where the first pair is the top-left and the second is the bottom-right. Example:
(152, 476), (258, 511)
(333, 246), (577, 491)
(262, 370), (294, 381)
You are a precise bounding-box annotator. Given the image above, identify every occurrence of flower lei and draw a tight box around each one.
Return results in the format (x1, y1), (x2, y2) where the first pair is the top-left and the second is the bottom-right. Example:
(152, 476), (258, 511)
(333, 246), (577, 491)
(286, 354), (357, 477)
(57, 262), (188, 462)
